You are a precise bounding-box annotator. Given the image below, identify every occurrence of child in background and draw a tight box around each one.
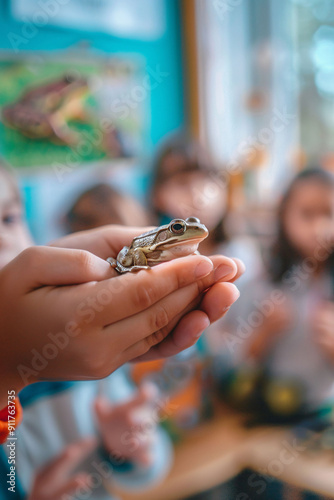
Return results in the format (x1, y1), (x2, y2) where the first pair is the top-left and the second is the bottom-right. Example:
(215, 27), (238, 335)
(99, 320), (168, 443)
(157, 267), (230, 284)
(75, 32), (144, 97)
(0, 165), (33, 267)
(219, 169), (334, 421)
(151, 133), (261, 280)
(151, 133), (228, 255)
(64, 183), (151, 233)
(0, 164), (173, 499)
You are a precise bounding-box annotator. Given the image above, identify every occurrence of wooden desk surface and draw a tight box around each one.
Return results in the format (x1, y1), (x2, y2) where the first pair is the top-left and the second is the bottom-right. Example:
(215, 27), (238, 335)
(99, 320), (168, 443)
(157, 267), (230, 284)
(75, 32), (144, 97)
(109, 407), (334, 500)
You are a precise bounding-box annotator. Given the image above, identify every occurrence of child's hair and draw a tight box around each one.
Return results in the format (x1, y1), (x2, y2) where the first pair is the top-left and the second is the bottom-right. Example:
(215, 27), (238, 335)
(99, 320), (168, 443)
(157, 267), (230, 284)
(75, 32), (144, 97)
(269, 168), (334, 283)
(151, 133), (228, 243)
(65, 183), (124, 231)
(151, 133), (218, 186)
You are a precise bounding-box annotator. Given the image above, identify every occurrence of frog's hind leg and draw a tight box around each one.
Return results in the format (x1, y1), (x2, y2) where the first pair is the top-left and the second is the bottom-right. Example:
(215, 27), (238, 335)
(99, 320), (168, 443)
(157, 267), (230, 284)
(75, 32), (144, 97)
(128, 264), (150, 272)
(107, 257), (131, 274)
(106, 257), (118, 270)
(124, 249), (149, 272)
(133, 248), (149, 267)
(106, 256), (149, 274)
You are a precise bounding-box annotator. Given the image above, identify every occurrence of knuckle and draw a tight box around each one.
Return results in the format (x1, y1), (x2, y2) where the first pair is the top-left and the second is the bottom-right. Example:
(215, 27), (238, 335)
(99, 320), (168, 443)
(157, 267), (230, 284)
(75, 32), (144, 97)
(20, 246), (41, 267)
(150, 304), (170, 332)
(175, 268), (189, 288)
(75, 250), (94, 272)
(83, 351), (110, 379)
(144, 328), (168, 349)
(133, 284), (157, 310)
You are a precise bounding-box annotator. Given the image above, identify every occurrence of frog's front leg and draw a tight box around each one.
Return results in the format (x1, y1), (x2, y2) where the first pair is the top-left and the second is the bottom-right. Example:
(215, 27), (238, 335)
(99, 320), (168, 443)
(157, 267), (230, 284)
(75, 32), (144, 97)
(107, 246), (132, 274)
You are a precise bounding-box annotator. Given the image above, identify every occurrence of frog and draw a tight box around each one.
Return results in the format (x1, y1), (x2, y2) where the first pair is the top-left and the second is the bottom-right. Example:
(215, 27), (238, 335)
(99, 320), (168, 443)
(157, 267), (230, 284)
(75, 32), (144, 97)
(107, 217), (208, 274)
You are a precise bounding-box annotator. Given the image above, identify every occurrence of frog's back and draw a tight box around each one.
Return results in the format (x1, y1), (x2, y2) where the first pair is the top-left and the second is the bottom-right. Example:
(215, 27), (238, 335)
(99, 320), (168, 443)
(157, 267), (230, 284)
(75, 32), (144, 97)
(131, 225), (168, 249)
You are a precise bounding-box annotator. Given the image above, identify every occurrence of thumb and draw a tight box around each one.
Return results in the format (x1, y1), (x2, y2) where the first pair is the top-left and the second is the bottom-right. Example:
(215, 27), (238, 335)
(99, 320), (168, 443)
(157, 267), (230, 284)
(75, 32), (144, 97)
(6, 246), (112, 291)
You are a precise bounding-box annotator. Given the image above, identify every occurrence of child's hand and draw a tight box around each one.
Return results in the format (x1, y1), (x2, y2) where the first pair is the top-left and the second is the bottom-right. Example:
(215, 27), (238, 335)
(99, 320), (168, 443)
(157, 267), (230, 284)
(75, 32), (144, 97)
(0, 226), (241, 408)
(312, 301), (334, 360)
(95, 383), (158, 466)
(246, 301), (293, 361)
(27, 438), (96, 500)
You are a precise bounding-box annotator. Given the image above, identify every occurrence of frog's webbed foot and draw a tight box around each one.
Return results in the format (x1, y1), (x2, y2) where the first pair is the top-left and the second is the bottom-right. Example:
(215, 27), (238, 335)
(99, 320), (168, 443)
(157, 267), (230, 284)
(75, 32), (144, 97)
(106, 257), (150, 274)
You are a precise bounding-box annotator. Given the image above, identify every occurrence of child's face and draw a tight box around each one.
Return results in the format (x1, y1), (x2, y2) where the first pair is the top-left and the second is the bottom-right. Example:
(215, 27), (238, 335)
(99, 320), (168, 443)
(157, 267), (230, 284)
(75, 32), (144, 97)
(283, 180), (334, 259)
(153, 170), (227, 230)
(0, 172), (32, 270)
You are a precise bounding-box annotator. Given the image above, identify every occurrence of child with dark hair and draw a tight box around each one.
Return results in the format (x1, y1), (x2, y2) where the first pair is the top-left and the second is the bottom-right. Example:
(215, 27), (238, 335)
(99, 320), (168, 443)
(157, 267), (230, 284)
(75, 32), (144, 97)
(219, 168), (334, 420)
(65, 183), (151, 234)
(151, 133), (228, 253)
(151, 133), (261, 279)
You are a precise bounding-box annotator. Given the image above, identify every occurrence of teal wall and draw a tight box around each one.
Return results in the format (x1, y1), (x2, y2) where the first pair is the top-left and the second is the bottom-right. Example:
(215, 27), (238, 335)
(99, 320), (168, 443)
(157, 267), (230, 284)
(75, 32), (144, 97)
(0, 0), (185, 149)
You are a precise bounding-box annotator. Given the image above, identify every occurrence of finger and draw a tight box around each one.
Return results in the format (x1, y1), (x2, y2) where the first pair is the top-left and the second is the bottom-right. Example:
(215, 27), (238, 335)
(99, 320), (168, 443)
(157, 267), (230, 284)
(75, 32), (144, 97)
(106, 251), (238, 280)
(123, 279), (239, 358)
(229, 258), (246, 282)
(50, 225), (154, 259)
(7, 246), (111, 291)
(130, 310), (210, 362)
(102, 255), (235, 350)
(207, 255), (238, 282)
(91, 255), (236, 328)
(125, 292), (204, 359)
(40, 438), (97, 482)
(103, 278), (208, 352)
(200, 282), (240, 323)
(78, 254), (215, 326)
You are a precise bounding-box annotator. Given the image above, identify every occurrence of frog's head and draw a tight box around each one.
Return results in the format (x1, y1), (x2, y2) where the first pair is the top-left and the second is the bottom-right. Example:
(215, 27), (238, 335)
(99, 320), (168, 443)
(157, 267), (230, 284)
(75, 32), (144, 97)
(160, 217), (208, 245)
(139, 217), (208, 263)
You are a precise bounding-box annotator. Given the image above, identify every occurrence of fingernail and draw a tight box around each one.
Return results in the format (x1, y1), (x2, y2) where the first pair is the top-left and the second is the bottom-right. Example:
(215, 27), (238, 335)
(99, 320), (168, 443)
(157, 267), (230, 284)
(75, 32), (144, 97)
(214, 264), (235, 281)
(231, 286), (241, 302)
(195, 259), (214, 279)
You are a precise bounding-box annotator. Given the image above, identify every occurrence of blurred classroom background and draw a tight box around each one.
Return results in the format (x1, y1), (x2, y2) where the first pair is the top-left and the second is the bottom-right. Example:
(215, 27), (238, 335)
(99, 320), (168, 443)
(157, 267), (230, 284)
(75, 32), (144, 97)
(1, 0), (334, 499)
(2, 0), (334, 245)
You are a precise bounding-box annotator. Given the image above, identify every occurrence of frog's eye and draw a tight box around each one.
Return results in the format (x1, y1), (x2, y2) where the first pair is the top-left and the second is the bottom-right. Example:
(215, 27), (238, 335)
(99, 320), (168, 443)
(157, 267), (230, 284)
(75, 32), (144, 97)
(170, 220), (186, 235)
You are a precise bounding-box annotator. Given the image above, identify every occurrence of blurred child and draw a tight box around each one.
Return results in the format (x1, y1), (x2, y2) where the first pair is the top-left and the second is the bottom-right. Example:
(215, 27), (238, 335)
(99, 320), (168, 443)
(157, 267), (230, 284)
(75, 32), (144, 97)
(151, 133), (228, 255)
(0, 164), (172, 499)
(151, 133), (261, 279)
(65, 183), (151, 233)
(219, 168), (334, 420)
(0, 165), (32, 268)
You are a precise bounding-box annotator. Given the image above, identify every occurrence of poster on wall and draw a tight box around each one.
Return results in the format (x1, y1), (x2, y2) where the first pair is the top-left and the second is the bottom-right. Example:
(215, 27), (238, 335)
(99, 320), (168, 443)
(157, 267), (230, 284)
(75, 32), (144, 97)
(11, 0), (166, 40)
(0, 53), (148, 169)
